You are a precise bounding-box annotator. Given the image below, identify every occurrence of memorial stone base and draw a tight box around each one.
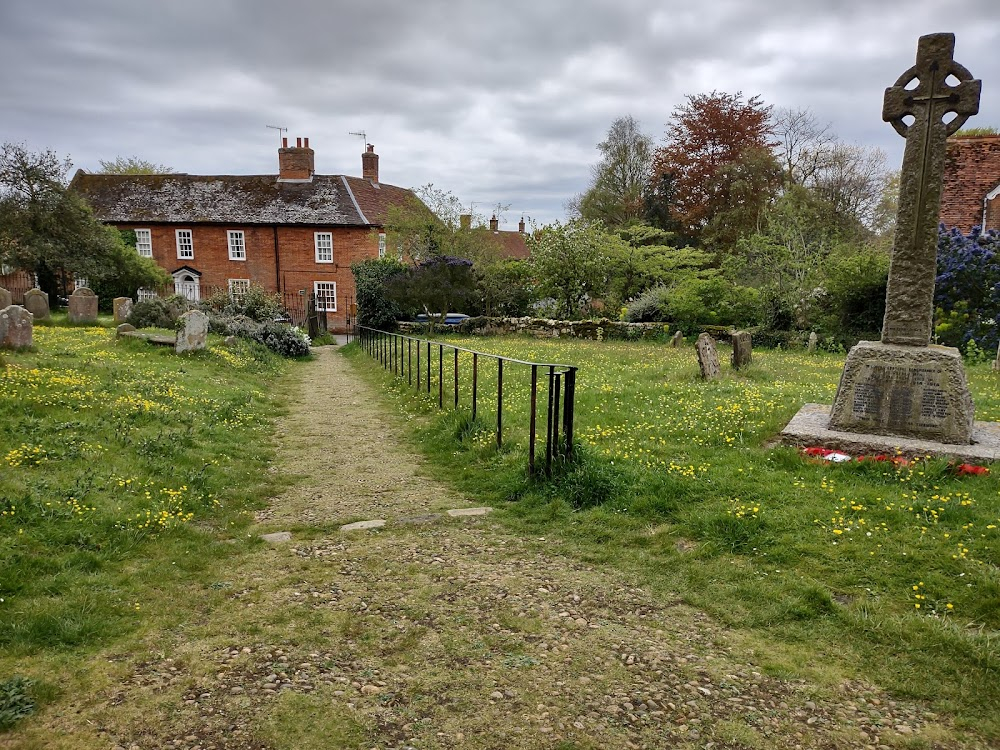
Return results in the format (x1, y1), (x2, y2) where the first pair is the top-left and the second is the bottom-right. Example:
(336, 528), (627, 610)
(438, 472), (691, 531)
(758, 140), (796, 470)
(829, 340), (974, 445)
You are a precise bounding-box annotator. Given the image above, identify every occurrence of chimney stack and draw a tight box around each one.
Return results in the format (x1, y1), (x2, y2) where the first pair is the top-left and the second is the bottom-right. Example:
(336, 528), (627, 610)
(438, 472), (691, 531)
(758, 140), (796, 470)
(489, 215), (499, 231)
(518, 217), (525, 233)
(362, 144), (379, 183)
(278, 136), (315, 181)
(460, 214), (472, 230)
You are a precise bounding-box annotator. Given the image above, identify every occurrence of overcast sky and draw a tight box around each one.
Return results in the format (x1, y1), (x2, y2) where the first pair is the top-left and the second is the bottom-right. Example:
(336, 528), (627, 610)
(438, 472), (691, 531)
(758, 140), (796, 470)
(1, 0), (997, 227)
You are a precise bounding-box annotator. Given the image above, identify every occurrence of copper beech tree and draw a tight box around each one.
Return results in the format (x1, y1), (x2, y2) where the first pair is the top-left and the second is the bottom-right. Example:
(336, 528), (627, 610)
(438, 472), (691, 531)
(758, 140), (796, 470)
(651, 91), (778, 250)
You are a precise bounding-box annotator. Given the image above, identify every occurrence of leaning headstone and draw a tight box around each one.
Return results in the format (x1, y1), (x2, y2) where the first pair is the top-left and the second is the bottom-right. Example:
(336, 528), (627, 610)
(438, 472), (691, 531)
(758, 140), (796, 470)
(175, 309), (208, 353)
(22, 289), (49, 320)
(0, 305), (33, 349)
(113, 297), (133, 324)
(0, 287), (11, 310)
(695, 332), (721, 380)
(829, 33), (980, 445)
(67, 287), (98, 324)
(670, 331), (683, 348)
(731, 331), (752, 370)
(808, 332), (818, 353)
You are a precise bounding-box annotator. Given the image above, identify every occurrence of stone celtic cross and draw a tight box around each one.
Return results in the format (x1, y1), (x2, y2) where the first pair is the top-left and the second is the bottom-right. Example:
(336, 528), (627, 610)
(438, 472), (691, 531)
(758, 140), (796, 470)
(881, 33), (980, 347)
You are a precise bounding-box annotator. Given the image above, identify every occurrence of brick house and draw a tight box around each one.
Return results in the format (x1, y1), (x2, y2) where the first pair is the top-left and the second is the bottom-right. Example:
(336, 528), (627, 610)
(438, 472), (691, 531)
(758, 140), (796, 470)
(940, 134), (1000, 234)
(70, 138), (416, 333)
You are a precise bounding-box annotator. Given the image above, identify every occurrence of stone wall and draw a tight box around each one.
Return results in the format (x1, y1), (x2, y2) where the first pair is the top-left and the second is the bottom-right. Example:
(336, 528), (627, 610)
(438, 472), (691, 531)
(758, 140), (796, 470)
(397, 316), (669, 341)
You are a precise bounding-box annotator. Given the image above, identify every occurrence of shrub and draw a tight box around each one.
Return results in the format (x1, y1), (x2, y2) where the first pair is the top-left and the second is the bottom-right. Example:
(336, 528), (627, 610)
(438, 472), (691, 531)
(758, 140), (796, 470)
(935, 226), (1000, 350)
(254, 322), (310, 358)
(625, 284), (670, 322)
(0, 676), (35, 731)
(126, 298), (173, 329)
(352, 258), (407, 329)
(207, 313), (261, 339)
(200, 285), (284, 323)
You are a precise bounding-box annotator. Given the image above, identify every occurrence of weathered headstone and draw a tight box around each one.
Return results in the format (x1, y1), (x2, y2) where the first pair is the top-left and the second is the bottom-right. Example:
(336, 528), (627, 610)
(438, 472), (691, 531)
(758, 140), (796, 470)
(695, 332), (721, 380)
(670, 331), (683, 348)
(113, 297), (133, 323)
(0, 287), (11, 309)
(175, 309), (208, 353)
(116, 323), (136, 337)
(67, 287), (98, 324)
(808, 332), (818, 353)
(0, 305), (33, 349)
(829, 33), (980, 444)
(731, 331), (752, 369)
(22, 289), (49, 320)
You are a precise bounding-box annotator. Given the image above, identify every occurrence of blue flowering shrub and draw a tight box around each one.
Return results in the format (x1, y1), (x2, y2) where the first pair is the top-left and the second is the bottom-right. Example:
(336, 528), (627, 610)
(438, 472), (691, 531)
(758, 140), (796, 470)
(934, 226), (1000, 352)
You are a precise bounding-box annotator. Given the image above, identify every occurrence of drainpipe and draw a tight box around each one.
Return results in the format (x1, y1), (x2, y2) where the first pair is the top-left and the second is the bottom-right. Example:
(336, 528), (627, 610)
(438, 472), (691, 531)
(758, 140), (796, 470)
(273, 226), (281, 292)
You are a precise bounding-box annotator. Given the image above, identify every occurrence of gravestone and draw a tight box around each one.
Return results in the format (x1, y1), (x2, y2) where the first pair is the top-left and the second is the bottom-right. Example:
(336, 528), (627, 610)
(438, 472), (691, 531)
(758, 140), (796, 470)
(67, 287), (98, 324)
(0, 287), (11, 309)
(175, 309), (208, 353)
(23, 289), (49, 320)
(695, 333), (721, 380)
(808, 332), (818, 353)
(829, 33), (980, 444)
(116, 323), (136, 337)
(731, 331), (752, 369)
(670, 331), (683, 348)
(0, 305), (33, 349)
(113, 297), (133, 323)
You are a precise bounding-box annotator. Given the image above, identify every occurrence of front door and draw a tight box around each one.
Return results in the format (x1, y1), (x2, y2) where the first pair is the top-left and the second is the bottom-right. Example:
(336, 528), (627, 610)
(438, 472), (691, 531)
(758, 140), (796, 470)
(174, 273), (200, 302)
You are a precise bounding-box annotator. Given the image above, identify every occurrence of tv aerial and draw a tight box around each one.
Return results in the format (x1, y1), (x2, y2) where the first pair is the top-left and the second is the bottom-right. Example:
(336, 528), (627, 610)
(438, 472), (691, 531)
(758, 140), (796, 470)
(349, 130), (369, 148)
(266, 125), (288, 144)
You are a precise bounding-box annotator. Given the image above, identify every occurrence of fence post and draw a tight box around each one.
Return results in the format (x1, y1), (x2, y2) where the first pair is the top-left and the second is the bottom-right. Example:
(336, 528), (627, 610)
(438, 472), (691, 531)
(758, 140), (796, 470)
(438, 345), (443, 408)
(497, 359), (504, 450)
(563, 368), (576, 458)
(426, 341), (431, 394)
(408, 339), (412, 386)
(553, 373), (562, 460)
(454, 348), (459, 409)
(529, 364), (538, 475)
(472, 353), (478, 422)
(546, 366), (555, 475)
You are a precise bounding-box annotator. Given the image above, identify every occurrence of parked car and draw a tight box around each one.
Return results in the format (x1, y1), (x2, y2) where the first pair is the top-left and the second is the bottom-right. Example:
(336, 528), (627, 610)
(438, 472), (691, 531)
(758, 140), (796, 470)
(414, 313), (470, 325)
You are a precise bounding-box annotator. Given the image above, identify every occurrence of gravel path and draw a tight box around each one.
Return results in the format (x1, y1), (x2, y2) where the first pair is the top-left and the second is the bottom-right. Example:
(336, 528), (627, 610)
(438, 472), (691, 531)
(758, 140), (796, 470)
(96, 347), (987, 750)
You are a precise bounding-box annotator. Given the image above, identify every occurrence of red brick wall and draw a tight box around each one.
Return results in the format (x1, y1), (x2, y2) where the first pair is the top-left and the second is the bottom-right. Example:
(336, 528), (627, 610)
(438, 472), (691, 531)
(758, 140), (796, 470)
(941, 135), (1000, 233)
(116, 223), (381, 333)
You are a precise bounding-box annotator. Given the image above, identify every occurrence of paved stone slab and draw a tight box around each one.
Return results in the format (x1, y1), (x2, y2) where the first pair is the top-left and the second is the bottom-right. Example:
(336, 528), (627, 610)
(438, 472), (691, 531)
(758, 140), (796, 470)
(260, 531), (292, 543)
(446, 507), (493, 517)
(781, 403), (1000, 463)
(340, 519), (386, 531)
(398, 514), (440, 525)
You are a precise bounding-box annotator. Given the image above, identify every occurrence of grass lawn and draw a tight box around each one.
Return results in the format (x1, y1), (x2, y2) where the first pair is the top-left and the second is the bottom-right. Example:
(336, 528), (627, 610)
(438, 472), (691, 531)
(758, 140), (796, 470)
(345, 334), (1000, 739)
(0, 321), (287, 729)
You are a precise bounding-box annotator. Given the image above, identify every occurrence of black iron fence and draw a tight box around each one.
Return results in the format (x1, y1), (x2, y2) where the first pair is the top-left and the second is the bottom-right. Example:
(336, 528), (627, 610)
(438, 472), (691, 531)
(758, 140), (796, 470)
(351, 325), (578, 476)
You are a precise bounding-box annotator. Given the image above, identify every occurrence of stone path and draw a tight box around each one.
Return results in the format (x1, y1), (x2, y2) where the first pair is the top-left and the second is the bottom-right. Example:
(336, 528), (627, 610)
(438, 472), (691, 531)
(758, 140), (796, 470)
(92, 347), (985, 750)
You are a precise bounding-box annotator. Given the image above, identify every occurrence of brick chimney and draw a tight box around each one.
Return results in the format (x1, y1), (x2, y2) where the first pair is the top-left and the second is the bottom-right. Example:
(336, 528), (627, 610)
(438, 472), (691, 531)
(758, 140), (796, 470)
(460, 214), (472, 230)
(362, 144), (379, 183)
(518, 217), (526, 233)
(489, 215), (499, 231)
(278, 136), (314, 181)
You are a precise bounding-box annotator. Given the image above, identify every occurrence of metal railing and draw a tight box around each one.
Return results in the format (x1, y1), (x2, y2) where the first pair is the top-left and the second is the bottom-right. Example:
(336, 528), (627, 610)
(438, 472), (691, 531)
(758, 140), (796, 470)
(351, 325), (578, 476)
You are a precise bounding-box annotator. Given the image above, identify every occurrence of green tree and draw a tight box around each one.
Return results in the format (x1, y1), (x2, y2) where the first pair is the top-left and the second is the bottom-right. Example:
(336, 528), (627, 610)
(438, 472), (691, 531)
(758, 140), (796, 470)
(351, 258), (407, 329)
(386, 256), (479, 326)
(572, 115), (653, 228)
(88, 230), (170, 306)
(528, 220), (620, 319)
(0, 142), (164, 300)
(97, 156), (174, 174)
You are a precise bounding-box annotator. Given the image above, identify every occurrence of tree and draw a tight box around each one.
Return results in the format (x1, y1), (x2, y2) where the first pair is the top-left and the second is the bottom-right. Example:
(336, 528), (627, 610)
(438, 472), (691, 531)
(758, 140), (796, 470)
(573, 116), (653, 228)
(97, 156), (174, 174)
(528, 220), (620, 319)
(651, 91), (775, 248)
(386, 256), (479, 325)
(773, 107), (836, 189)
(0, 142), (165, 299)
(351, 257), (407, 329)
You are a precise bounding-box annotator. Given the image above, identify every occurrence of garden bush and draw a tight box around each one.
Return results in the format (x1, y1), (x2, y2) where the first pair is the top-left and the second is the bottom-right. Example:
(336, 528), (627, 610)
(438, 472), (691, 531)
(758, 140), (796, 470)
(126, 298), (173, 329)
(935, 226), (1000, 350)
(254, 321), (310, 358)
(200, 285), (285, 322)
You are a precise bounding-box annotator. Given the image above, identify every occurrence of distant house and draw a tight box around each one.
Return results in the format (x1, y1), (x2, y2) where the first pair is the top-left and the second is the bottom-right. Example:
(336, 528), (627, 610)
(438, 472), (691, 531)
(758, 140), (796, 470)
(941, 134), (1000, 234)
(460, 213), (531, 260)
(70, 139), (415, 333)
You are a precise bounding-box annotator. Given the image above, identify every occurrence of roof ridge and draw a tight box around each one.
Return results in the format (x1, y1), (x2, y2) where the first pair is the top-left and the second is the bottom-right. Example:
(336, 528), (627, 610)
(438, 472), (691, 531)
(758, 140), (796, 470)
(340, 175), (369, 225)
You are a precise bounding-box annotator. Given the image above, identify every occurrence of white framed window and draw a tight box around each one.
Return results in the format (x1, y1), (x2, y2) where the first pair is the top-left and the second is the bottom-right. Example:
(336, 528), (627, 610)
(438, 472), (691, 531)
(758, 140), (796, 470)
(378, 232), (386, 258)
(74, 277), (89, 290)
(136, 287), (158, 302)
(314, 232), (333, 263)
(227, 230), (246, 261)
(176, 229), (194, 259)
(228, 278), (250, 302)
(314, 281), (337, 312)
(135, 229), (152, 257)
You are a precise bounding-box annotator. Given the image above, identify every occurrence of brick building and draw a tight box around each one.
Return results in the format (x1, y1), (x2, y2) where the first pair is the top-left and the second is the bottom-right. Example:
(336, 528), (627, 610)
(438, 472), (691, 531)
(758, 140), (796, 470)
(70, 139), (415, 332)
(940, 134), (1000, 234)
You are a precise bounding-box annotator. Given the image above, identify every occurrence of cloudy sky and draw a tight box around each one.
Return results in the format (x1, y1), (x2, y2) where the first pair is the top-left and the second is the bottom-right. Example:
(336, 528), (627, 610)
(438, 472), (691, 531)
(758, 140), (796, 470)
(1, 0), (997, 227)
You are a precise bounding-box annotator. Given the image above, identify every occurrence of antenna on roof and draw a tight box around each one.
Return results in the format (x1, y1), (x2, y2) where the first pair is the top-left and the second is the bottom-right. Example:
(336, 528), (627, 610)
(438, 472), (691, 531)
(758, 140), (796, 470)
(349, 130), (368, 148)
(266, 125), (288, 144)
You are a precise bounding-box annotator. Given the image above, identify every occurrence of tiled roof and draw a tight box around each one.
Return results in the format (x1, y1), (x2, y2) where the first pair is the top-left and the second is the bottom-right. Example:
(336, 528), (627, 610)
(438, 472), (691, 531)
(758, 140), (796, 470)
(70, 171), (416, 227)
(490, 229), (531, 260)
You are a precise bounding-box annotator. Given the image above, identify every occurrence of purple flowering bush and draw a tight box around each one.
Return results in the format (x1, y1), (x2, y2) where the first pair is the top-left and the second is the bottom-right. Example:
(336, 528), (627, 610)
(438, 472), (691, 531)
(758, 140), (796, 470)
(934, 225), (1000, 351)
